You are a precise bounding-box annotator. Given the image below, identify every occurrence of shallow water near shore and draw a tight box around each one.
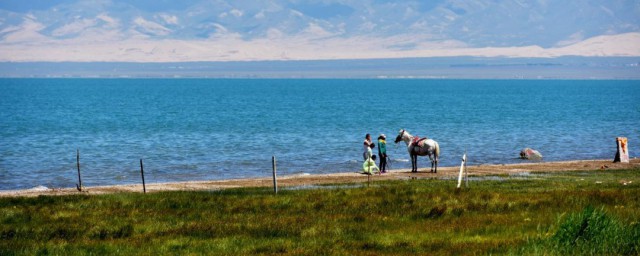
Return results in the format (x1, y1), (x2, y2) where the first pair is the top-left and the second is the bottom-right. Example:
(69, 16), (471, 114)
(1, 79), (639, 190)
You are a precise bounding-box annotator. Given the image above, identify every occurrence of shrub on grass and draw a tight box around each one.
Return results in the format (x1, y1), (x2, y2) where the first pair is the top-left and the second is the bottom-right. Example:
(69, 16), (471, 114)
(90, 224), (134, 240)
(410, 205), (446, 220)
(549, 206), (640, 255)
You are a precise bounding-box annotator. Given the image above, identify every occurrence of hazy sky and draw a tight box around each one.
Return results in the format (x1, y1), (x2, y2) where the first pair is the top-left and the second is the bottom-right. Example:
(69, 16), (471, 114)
(1, 0), (639, 62)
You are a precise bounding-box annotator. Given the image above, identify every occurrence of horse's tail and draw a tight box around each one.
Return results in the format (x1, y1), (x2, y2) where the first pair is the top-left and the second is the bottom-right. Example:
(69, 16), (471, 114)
(434, 141), (440, 158)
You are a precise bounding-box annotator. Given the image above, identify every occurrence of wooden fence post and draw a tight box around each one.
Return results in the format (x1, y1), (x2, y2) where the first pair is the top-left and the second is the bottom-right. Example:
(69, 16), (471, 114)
(272, 156), (278, 194)
(140, 159), (146, 194)
(76, 149), (82, 191)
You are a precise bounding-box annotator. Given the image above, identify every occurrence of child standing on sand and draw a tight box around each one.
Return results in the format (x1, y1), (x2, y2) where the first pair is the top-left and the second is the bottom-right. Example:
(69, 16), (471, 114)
(363, 154), (380, 175)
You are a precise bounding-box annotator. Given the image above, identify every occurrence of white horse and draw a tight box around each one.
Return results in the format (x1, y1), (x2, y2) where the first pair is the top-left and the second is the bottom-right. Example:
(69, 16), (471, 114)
(394, 129), (440, 173)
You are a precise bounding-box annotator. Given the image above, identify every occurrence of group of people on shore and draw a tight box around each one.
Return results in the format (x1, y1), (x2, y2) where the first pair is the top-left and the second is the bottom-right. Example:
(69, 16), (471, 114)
(362, 133), (388, 175)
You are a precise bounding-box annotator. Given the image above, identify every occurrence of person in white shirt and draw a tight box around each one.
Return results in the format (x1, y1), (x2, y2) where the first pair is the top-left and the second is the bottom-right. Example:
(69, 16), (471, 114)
(363, 133), (374, 160)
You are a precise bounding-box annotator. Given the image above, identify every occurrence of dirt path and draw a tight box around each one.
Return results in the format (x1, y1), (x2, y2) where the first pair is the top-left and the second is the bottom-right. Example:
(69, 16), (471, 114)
(2, 159), (638, 197)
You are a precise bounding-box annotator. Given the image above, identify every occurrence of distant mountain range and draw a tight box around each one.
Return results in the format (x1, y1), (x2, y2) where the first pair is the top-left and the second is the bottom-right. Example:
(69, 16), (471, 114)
(2, 57), (638, 79)
(0, 0), (639, 62)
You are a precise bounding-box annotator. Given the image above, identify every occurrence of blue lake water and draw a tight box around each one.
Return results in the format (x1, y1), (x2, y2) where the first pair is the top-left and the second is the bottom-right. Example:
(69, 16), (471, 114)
(1, 79), (639, 190)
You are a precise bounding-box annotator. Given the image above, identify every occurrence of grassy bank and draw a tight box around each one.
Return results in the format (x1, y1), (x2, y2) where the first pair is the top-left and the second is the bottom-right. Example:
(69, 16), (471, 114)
(1, 168), (639, 255)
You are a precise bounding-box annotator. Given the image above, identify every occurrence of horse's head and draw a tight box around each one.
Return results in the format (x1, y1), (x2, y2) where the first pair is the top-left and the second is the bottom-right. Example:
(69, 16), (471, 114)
(394, 129), (405, 143)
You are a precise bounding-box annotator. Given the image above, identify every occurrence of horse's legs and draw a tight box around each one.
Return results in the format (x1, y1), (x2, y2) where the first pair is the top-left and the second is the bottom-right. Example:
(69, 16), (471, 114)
(411, 154), (417, 173)
(411, 154), (415, 172)
(434, 156), (438, 173)
(428, 154), (434, 173)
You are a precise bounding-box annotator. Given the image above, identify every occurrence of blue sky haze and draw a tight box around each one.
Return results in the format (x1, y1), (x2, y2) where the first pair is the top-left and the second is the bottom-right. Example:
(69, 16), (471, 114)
(0, 0), (639, 62)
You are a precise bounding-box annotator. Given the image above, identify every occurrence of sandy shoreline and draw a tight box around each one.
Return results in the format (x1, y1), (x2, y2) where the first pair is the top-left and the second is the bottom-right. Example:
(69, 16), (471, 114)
(1, 158), (638, 197)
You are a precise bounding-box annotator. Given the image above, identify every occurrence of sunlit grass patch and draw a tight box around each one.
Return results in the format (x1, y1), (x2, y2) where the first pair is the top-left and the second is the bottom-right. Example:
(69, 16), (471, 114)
(520, 206), (640, 255)
(1, 167), (638, 255)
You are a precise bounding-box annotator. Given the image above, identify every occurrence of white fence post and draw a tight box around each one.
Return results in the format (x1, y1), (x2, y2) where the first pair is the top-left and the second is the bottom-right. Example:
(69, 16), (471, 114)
(457, 153), (467, 189)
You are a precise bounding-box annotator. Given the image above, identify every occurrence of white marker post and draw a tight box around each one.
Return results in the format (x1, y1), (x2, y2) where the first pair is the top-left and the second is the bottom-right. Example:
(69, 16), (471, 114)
(457, 153), (467, 189)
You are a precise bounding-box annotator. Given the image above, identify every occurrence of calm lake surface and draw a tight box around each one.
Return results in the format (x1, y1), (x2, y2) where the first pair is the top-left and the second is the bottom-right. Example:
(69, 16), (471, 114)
(1, 79), (638, 190)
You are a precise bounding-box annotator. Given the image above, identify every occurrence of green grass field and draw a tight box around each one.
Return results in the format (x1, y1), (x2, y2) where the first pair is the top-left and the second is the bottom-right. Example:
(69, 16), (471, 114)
(1, 168), (639, 255)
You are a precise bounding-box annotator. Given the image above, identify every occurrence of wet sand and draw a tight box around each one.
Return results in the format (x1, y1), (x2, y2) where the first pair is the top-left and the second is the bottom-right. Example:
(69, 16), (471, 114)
(1, 158), (638, 197)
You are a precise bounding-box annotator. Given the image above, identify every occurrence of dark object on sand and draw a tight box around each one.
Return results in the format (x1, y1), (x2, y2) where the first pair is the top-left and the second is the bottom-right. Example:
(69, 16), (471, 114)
(520, 148), (543, 160)
(613, 137), (629, 163)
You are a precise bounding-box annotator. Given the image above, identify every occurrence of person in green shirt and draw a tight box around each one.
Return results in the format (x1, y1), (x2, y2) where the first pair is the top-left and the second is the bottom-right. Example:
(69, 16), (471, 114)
(377, 134), (388, 173)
